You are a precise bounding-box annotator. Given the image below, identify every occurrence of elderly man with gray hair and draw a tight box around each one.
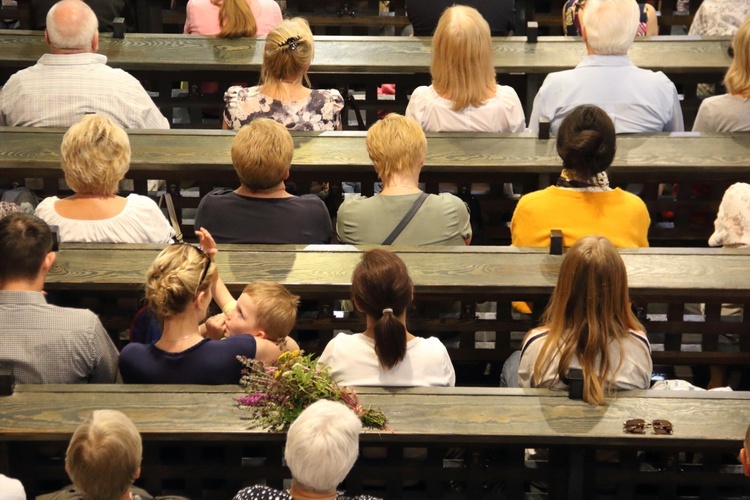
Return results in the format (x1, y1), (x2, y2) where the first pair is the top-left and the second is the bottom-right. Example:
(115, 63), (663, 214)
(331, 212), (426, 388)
(0, 0), (168, 129)
(529, 0), (684, 134)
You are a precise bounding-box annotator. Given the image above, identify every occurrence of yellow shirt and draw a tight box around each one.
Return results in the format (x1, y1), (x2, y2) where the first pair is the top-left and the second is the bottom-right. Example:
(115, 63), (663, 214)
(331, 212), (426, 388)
(511, 186), (650, 248)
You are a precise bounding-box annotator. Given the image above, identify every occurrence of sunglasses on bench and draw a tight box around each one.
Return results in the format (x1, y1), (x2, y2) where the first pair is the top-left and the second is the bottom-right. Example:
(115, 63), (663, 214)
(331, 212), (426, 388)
(623, 418), (673, 435)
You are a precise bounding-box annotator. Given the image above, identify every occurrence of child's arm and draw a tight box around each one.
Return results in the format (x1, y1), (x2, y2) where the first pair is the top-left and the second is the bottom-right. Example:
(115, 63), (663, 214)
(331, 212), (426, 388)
(195, 227), (236, 312)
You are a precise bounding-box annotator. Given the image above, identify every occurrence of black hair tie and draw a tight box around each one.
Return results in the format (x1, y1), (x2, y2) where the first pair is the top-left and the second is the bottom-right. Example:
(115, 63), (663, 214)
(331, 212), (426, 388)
(279, 36), (302, 50)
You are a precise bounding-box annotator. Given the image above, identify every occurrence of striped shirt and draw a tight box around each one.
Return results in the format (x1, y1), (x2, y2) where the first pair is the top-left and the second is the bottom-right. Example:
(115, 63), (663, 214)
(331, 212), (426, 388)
(0, 53), (169, 129)
(0, 291), (121, 384)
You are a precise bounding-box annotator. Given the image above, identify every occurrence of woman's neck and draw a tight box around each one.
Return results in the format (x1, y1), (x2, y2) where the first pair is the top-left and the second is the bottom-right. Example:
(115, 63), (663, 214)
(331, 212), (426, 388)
(288, 484), (337, 500)
(235, 183), (292, 199)
(379, 172), (422, 196)
(157, 314), (204, 351)
(363, 312), (414, 341)
(261, 78), (310, 102)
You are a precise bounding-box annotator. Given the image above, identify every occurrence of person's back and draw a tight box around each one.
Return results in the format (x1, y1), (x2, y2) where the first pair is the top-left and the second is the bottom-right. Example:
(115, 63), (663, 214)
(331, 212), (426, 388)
(184, 0), (281, 36)
(0, 213), (120, 384)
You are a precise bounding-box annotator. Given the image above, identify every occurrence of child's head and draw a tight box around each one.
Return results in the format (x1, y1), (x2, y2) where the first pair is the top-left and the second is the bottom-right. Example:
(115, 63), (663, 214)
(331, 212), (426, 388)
(225, 281), (300, 341)
(741, 423), (750, 476)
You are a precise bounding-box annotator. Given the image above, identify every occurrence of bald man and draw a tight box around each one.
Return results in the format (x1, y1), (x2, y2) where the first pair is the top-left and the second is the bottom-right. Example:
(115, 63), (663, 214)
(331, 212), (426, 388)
(0, 0), (168, 129)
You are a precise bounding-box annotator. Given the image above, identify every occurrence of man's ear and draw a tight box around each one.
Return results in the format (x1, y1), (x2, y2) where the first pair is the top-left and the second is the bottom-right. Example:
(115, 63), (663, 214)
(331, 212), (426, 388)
(284, 171), (290, 180)
(44, 29), (51, 47)
(92, 31), (99, 52)
(41, 252), (56, 274)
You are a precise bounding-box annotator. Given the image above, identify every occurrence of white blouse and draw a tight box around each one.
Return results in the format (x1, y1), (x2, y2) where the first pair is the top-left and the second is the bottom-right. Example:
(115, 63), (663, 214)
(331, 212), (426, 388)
(36, 193), (174, 243)
(405, 84), (526, 132)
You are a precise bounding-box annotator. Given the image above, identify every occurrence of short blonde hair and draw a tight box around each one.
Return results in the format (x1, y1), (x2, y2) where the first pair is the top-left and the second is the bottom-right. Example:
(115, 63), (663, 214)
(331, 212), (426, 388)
(725, 16), (750, 98)
(431, 6), (497, 111)
(145, 244), (217, 322)
(242, 280), (300, 340)
(581, 0), (639, 55)
(365, 114), (426, 183)
(261, 18), (314, 86)
(66, 410), (142, 500)
(61, 114), (130, 196)
(231, 119), (294, 191)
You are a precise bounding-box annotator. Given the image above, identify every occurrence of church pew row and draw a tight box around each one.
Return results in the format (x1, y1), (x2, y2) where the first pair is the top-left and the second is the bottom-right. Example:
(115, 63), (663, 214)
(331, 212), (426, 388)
(2, 385), (748, 499)
(0, 32), (731, 129)
(43, 244), (750, 386)
(2, 127), (749, 246)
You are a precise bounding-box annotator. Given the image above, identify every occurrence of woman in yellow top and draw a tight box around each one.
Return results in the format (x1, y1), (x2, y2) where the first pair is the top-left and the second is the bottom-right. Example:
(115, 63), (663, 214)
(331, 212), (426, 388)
(511, 105), (650, 248)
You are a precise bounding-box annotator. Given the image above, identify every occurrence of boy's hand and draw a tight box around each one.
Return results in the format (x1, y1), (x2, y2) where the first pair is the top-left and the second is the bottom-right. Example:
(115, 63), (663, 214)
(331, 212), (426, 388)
(195, 227), (218, 260)
(203, 314), (227, 340)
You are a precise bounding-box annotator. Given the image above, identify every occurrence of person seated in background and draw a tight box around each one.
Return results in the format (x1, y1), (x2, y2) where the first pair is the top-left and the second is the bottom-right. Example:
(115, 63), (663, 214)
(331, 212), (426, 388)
(693, 16), (750, 132)
(0, 475), (25, 500)
(0, 213), (120, 384)
(0, 0), (169, 129)
(194, 119), (332, 244)
(336, 114), (471, 245)
(39, 410), (153, 500)
(529, 0), (683, 133)
(223, 18), (344, 131)
(184, 0), (281, 36)
(35, 115), (174, 243)
(740, 423), (750, 476)
(406, 0), (514, 36)
(405, 5), (525, 133)
(563, 0), (658, 37)
(118, 229), (294, 384)
(234, 400), (379, 500)
(512, 105), (650, 248)
(709, 183), (750, 248)
(688, 0), (750, 37)
(32, 0), (136, 32)
(320, 249), (456, 387)
(517, 236), (653, 405)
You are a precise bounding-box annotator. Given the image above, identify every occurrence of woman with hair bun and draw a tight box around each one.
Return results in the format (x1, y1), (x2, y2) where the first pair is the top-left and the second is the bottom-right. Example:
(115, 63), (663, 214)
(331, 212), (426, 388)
(319, 249), (455, 387)
(518, 235), (652, 405)
(223, 18), (344, 131)
(405, 5), (525, 133)
(118, 230), (284, 384)
(511, 104), (650, 248)
(184, 0), (281, 37)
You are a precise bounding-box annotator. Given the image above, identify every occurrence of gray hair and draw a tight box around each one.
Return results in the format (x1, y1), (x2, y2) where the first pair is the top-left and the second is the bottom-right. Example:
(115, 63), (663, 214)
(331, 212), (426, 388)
(581, 0), (640, 55)
(284, 400), (362, 494)
(46, 0), (98, 51)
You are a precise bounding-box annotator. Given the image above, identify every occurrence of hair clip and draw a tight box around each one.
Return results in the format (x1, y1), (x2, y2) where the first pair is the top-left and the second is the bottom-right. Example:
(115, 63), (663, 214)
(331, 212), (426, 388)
(279, 36), (302, 51)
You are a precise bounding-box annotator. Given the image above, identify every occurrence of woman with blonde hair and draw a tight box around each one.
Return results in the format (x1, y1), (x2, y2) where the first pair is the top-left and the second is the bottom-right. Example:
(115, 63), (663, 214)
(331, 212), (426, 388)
(35, 114), (174, 243)
(223, 18), (344, 130)
(184, 0), (281, 37)
(693, 15), (750, 132)
(517, 236), (652, 405)
(118, 229), (284, 384)
(405, 5), (525, 132)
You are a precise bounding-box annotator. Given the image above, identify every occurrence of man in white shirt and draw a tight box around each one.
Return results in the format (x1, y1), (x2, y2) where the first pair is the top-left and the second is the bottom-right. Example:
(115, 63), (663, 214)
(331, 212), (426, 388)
(0, 0), (169, 129)
(529, 0), (684, 134)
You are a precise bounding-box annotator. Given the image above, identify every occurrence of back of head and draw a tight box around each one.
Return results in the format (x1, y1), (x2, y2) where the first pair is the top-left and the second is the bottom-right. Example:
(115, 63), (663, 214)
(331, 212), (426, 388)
(231, 119), (294, 191)
(365, 114), (426, 183)
(212, 0), (257, 38)
(351, 249), (413, 369)
(285, 400), (362, 494)
(0, 213), (53, 285)
(725, 16), (750, 98)
(556, 105), (616, 178)
(261, 18), (314, 85)
(536, 235), (642, 405)
(242, 280), (300, 340)
(65, 410), (142, 500)
(145, 244), (217, 322)
(61, 114), (131, 196)
(431, 5), (496, 111)
(581, 0), (639, 55)
(46, 0), (98, 52)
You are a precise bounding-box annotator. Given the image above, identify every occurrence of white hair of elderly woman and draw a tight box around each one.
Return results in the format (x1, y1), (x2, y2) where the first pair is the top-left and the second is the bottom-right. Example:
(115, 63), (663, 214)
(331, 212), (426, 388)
(46, 0), (98, 51)
(581, 0), (641, 55)
(284, 400), (363, 494)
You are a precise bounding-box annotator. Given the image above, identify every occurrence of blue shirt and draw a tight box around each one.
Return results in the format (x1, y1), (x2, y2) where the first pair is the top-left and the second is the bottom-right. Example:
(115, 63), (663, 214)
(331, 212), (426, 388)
(529, 55), (684, 133)
(119, 335), (257, 384)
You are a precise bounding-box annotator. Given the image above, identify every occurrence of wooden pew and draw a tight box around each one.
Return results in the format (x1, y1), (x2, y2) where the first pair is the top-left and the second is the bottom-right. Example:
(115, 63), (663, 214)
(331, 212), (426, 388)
(42, 244), (750, 385)
(3, 127), (749, 246)
(0, 32), (731, 128)
(2, 385), (748, 498)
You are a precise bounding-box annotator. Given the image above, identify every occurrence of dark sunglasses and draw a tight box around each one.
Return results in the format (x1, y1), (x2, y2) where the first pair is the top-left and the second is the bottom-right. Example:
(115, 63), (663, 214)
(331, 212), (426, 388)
(171, 242), (210, 295)
(623, 418), (673, 435)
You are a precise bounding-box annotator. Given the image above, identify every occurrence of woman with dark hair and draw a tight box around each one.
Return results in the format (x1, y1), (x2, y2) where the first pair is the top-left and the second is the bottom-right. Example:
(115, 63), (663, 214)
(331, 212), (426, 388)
(511, 104), (650, 248)
(319, 249), (455, 387)
(518, 236), (652, 405)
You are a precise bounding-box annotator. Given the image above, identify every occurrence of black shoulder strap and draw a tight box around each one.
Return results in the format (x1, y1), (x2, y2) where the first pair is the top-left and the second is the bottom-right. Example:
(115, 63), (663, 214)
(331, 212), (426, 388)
(381, 192), (429, 245)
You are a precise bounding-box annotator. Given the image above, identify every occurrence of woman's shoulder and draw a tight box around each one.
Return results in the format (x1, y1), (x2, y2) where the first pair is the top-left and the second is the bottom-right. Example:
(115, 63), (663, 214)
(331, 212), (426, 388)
(35, 196), (61, 218)
(234, 485), (291, 500)
(428, 192), (469, 212)
(225, 85), (262, 102)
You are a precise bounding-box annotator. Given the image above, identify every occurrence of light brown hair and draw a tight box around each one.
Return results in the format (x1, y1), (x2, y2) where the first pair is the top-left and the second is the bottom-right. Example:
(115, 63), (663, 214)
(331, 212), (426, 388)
(431, 5), (497, 111)
(261, 17), (314, 86)
(725, 16), (750, 98)
(365, 114), (426, 183)
(242, 280), (300, 340)
(210, 0), (257, 38)
(532, 236), (644, 405)
(231, 119), (294, 191)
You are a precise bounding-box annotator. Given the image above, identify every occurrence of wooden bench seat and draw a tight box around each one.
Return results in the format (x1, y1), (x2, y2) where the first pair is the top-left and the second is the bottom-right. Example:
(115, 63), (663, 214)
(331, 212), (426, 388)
(2, 384), (748, 498)
(3, 127), (749, 245)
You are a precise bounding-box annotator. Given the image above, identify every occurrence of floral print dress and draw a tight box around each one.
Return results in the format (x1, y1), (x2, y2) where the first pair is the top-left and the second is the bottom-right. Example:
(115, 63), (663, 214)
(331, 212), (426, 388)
(709, 182), (750, 248)
(223, 86), (344, 131)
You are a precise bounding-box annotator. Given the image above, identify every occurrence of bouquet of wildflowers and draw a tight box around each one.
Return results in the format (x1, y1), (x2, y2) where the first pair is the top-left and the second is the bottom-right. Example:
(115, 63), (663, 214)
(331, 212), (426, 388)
(237, 350), (389, 431)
